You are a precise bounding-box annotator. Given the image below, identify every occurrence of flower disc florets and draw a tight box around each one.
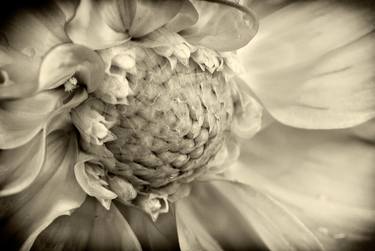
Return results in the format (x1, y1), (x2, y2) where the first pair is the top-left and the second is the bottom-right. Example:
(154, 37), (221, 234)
(71, 40), (255, 219)
(107, 47), (235, 190)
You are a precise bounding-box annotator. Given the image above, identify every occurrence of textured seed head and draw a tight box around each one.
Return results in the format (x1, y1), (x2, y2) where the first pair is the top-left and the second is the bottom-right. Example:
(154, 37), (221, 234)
(103, 47), (235, 195)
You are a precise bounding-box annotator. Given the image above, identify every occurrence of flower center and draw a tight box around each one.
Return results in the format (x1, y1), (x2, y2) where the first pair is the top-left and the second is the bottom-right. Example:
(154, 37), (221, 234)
(106, 48), (235, 193)
(71, 42), (238, 219)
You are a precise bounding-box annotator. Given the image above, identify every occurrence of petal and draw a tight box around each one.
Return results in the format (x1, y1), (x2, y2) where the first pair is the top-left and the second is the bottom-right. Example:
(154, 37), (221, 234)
(120, 204), (179, 251)
(214, 181), (324, 251)
(176, 198), (223, 251)
(129, 0), (184, 37)
(46, 88), (89, 134)
(0, 46), (40, 99)
(39, 43), (104, 92)
(33, 198), (142, 251)
(227, 122), (375, 248)
(0, 130), (45, 196)
(239, 1), (375, 129)
(74, 153), (117, 210)
(1, 1), (68, 56)
(177, 180), (323, 251)
(181, 0), (258, 51)
(164, 0), (199, 32)
(0, 90), (64, 149)
(205, 135), (240, 175)
(1, 86), (87, 150)
(245, 0), (292, 19)
(231, 79), (263, 139)
(55, 0), (79, 21)
(66, 0), (130, 50)
(0, 131), (86, 251)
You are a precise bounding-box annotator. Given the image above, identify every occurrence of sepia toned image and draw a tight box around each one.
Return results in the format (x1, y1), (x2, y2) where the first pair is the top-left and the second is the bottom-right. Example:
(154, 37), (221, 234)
(0, 0), (374, 250)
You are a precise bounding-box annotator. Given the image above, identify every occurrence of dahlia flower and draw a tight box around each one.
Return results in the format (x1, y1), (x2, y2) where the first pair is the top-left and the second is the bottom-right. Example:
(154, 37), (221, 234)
(0, 0), (374, 251)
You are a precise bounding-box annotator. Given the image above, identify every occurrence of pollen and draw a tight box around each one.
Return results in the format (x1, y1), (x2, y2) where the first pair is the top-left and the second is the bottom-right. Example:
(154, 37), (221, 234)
(64, 77), (78, 92)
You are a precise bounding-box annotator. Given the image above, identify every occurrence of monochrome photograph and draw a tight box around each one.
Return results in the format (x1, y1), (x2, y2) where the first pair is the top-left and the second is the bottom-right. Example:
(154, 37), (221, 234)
(0, 0), (374, 250)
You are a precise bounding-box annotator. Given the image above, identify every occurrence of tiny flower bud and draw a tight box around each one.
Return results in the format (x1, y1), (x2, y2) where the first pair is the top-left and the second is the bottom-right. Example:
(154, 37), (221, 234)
(74, 156), (117, 210)
(134, 193), (169, 221)
(94, 74), (131, 105)
(109, 176), (137, 203)
(140, 28), (192, 68)
(71, 98), (117, 145)
(191, 48), (223, 73)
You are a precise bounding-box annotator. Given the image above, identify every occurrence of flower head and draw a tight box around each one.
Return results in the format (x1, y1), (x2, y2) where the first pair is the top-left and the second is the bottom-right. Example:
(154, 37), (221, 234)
(1, 0), (374, 251)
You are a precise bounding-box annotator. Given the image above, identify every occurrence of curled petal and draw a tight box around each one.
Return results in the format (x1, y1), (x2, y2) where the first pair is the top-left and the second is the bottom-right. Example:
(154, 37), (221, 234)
(71, 98), (118, 145)
(66, 0), (185, 48)
(191, 47), (223, 73)
(0, 131), (86, 251)
(181, 0), (258, 51)
(33, 198), (142, 251)
(231, 79), (263, 139)
(0, 90), (64, 149)
(66, 0), (130, 50)
(129, 0), (184, 37)
(74, 154), (117, 210)
(79, 139), (117, 169)
(0, 130), (45, 196)
(205, 135), (240, 175)
(139, 28), (192, 67)
(164, 0), (199, 32)
(39, 43), (105, 92)
(239, 1), (375, 129)
(0, 87), (87, 150)
(99, 45), (137, 75)
(2, 1), (68, 56)
(94, 74), (131, 105)
(46, 88), (89, 134)
(55, 0), (79, 21)
(108, 176), (137, 203)
(133, 193), (169, 221)
(0, 46), (40, 99)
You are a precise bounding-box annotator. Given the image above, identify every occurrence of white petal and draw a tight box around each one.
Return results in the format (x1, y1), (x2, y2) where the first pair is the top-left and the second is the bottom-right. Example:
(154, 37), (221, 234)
(239, 1), (375, 129)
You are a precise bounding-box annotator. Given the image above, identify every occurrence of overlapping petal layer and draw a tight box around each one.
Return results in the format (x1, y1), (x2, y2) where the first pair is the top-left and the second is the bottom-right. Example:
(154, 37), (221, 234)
(0, 131), (86, 251)
(128, 0), (184, 37)
(181, 0), (258, 51)
(0, 90), (64, 149)
(39, 43), (105, 92)
(177, 180), (324, 251)
(239, 1), (375, 129)
(0, 87), (88, 150)
(1, 1), (68, 56)
(0, 130), (45, 196)
(164, 0), (198, 32)
(228, 122), (375, 249)
(121, 205), (179, 251)
(66, 0), (185, 49)
(33, 198), (142, 251)
(0, 46), (40, 99)
(66, 0), (131, 50)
